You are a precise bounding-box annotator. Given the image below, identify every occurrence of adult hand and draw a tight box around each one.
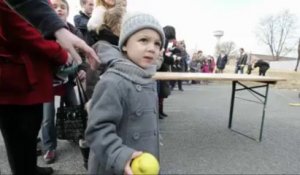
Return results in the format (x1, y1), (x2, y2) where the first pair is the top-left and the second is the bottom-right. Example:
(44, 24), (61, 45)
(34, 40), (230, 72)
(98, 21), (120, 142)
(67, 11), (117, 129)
(124, 151), (143, 175)
(77, 70), (86, 81)
(54, 28), (100, 70)
(66, 53), (73, 65)
(66, 53), (82, 65)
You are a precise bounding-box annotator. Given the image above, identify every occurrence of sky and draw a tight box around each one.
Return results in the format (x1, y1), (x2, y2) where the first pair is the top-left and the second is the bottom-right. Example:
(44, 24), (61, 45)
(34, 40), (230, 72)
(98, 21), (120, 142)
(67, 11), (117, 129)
(68, 0), (300, 57)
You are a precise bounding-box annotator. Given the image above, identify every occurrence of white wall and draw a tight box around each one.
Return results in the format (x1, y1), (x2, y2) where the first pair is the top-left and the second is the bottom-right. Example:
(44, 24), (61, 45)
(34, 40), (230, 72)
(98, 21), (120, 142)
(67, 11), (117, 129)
(270, 60), (298, 71)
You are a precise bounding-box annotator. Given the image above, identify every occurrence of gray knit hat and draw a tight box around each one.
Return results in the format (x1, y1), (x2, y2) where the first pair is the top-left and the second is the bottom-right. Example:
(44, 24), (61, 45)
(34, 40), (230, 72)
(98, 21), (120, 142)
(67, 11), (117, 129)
(119, 12), (165, 50)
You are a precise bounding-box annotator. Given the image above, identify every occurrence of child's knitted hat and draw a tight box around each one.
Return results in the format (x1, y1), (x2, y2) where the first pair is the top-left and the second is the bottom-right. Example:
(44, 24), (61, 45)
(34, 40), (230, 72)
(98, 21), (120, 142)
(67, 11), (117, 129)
(118, 12), (165, 50)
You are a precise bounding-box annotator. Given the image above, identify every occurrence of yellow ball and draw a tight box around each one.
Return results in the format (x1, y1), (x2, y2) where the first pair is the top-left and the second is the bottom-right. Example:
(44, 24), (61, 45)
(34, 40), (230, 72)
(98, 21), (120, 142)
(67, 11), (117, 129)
(131, 152), (160, 175)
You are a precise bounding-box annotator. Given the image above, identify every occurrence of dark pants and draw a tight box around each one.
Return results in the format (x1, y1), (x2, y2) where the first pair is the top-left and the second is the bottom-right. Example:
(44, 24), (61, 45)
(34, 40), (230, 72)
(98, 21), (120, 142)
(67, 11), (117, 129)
(235, 65), (244, 74)
(170, 80), (182, 90)
(42, 83), (78, 151)
(259, 69), (267, 76)
(259, 67), (269, 76)
(0, 104), (43, 175)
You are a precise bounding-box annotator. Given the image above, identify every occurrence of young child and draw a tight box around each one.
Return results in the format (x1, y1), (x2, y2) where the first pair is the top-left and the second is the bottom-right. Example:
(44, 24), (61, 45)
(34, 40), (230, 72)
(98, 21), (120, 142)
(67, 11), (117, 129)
(85, 12), (165, 175)
(41, 0), (87, 164)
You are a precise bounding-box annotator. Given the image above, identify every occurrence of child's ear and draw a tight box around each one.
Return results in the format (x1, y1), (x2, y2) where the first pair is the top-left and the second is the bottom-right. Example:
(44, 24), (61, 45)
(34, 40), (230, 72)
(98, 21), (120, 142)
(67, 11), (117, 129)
(122, 46), (127, 52)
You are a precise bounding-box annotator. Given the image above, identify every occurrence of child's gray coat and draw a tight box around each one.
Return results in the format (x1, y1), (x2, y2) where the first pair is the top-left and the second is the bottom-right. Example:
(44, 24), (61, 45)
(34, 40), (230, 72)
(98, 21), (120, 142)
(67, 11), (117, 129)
(85, 43), (159, 175)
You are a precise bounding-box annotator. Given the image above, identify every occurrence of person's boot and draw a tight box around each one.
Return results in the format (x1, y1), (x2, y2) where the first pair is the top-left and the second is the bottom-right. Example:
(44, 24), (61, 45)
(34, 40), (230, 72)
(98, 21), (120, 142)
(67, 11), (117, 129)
(159, 98), (168, 117)
(160, 112), (168, 117)
(178, 81), (184, 91)
(159, 114), (164, 119)
(79, 147), (90, 170)
(36, 166), (54, 175)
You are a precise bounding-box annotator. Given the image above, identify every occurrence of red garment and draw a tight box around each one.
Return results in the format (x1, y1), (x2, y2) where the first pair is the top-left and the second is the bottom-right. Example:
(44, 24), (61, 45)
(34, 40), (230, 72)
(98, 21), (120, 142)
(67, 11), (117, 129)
(0, 0), (68, 105)
(201, 63), (210, 73)
(53, 85), (67, 96)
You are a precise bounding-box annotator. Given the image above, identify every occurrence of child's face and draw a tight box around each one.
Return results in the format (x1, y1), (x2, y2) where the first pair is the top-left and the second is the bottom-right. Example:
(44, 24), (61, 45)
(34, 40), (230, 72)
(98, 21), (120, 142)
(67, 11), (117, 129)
(123, 29), (162, 69)
(83, 0), (94, 16)
(51, 0), (68, 22)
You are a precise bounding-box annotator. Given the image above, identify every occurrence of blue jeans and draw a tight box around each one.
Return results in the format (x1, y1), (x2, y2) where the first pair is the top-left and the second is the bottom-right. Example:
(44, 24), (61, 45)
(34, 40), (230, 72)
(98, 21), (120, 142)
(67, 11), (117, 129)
(41, 84), (79, 151)
(235, 65), (244, 74)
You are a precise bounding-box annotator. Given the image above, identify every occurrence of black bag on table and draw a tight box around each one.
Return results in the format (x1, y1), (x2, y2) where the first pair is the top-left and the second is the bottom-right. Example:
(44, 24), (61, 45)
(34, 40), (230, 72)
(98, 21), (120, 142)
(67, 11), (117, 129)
(56, 78), (88, 141)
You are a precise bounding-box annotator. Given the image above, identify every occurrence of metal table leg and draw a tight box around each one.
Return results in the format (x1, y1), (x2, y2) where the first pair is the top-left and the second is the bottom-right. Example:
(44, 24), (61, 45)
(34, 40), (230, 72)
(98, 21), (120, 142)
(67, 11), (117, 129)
(228, 81), (236, 129)
(228, 81), (270, 142)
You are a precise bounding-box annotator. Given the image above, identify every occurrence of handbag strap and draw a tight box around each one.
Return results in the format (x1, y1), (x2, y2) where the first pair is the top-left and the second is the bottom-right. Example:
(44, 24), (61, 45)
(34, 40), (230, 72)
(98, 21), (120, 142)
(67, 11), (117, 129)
(75, 77), (88, 107)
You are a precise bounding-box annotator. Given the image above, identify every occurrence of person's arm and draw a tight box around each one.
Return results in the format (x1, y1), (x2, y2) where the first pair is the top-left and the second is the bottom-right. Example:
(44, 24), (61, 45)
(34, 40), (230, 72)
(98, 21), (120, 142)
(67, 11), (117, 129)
(4, 0), (65, 38)
(1, 1), (67, 65)
(55, 28), (99, 68)
(4, 0), (100, 67)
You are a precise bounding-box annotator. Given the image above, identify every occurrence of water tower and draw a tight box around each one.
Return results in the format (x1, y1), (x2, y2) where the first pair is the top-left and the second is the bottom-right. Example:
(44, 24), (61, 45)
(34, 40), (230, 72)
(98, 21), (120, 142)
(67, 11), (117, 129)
(213, 30), (224, 55)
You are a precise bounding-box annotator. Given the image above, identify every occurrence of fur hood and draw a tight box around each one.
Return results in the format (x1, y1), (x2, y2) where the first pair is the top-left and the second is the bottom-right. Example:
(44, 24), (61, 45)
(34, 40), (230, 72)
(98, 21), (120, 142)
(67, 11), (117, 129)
(87, 0), (126, 35)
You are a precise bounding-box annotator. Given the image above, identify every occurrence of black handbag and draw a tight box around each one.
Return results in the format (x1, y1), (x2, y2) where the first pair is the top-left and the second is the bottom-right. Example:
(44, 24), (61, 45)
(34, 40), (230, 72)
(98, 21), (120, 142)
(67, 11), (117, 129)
(56, 78), (88, 141)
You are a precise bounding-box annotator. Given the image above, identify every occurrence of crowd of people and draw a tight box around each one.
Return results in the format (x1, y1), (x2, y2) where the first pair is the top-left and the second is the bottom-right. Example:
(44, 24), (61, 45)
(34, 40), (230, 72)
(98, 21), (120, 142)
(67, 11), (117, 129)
(0, 0), (271, 175)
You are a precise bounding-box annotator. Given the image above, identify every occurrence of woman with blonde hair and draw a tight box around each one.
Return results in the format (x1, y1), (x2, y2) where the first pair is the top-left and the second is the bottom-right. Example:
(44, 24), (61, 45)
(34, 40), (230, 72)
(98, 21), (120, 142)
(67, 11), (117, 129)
(87, 0), (126, 33)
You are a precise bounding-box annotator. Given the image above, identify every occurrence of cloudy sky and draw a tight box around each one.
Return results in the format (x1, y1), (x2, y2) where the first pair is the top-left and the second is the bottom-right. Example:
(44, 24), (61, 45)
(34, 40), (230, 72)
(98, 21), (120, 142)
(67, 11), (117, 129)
(68, 0), (300, 56)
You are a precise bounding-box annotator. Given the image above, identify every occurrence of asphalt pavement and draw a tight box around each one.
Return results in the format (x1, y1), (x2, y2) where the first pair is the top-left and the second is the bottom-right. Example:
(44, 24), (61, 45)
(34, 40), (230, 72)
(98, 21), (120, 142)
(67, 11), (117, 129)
(1, 82), (300, 174)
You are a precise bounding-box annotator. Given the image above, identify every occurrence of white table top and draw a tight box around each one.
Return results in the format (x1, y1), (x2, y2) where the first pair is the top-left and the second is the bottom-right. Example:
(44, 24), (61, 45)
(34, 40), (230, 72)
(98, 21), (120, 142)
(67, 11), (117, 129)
(152, 72), (286, 84)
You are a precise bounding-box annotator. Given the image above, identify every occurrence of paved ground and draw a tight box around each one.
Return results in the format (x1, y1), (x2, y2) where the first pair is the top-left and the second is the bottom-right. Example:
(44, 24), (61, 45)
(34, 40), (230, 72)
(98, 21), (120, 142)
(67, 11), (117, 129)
(1, 82), (300, 174)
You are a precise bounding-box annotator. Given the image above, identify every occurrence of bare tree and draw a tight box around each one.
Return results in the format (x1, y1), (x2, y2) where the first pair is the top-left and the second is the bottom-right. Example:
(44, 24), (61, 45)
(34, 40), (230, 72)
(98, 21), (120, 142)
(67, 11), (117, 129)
(256, 10), (298, 60)
(295, 38), (300, 72)
(219, 41), (237, 56)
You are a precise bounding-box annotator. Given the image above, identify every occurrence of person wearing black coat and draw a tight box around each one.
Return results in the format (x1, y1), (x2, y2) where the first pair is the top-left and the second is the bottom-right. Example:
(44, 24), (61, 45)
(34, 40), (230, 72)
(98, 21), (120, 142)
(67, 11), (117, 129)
(235, 48), (248, 74)
(170, 40), (187, 91)
(216, 50), (228, 73)
(254, 59), (270, 76)
(74, 0), (95, 46)
(157, 25), (177, 119)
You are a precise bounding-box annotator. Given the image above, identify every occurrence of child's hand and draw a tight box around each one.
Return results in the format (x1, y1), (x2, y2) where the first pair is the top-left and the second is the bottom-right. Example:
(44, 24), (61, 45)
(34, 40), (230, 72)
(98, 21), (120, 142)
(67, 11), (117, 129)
(124, 151), (143, 175)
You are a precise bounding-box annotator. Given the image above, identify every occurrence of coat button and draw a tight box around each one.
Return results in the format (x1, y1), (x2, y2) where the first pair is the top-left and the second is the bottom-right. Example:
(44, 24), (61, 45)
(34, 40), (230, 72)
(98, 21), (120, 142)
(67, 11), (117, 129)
(136, 110), (142, 117)
(133, 133), (140, 140)
(135, 85), (142, 91)
(152, 86), (156, 91)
